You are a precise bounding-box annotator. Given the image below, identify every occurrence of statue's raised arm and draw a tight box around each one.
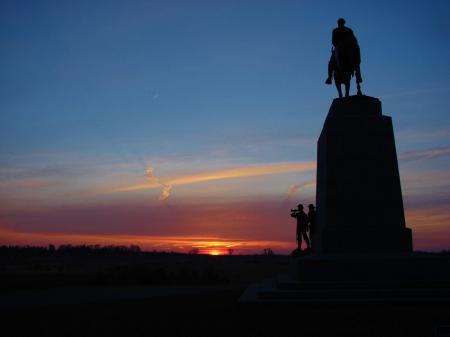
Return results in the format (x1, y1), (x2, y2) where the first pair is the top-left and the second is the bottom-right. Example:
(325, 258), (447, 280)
(325, 18), (363, 98)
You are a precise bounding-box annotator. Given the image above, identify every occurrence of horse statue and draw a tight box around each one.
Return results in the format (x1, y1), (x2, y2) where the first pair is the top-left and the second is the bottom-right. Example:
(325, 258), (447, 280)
(325, 18), (363, 98)
(327, 44), (362, 98)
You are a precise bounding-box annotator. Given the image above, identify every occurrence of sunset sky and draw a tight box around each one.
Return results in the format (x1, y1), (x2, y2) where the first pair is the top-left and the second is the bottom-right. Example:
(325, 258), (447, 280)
(1, 0), (450, 254)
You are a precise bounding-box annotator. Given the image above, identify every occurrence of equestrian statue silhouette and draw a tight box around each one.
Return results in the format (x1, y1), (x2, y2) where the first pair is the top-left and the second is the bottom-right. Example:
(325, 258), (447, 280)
(325, 18), (363, 97)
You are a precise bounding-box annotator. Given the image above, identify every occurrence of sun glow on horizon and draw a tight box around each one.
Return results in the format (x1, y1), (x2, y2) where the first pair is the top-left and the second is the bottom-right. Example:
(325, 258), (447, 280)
(207, 249), (223, 256)
(0, 227), (295, 254)
(2, 202), (450, 253)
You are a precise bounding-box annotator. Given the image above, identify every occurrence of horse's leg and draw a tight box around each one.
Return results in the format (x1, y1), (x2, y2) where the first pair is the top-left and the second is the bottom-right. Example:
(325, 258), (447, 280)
(335, 82), (343, 98)
(345, 81), (350, 97)
(356, 65), (362, 83)
(357, 83), (362, 96)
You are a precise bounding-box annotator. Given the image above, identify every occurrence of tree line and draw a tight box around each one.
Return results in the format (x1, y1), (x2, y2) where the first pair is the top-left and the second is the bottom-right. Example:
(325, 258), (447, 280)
(0, 244), (142, 256)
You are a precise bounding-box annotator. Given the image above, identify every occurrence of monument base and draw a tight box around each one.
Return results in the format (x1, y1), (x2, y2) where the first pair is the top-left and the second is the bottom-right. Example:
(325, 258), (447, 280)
(290, 253), (450, 284)
(239, 253), (450, 303)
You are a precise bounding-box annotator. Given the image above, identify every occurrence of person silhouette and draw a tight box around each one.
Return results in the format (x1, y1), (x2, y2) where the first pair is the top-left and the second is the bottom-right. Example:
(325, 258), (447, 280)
(325, 18), (362, 86)
(307, 204), (316, 244)
(291, 204), (310, 251)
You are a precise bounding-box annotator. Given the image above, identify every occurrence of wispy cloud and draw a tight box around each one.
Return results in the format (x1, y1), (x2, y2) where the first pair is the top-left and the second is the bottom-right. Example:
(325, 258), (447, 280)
(399, 146), (450, 161)
(287, 180), (315, 198)
(405, 203), (450, 251)
(0, 179), (55, 190)
(397, 127), (450, 144)
(144, 165), (172, 200)
(104, 145), (450, 200)
(105, 161), (316, 198)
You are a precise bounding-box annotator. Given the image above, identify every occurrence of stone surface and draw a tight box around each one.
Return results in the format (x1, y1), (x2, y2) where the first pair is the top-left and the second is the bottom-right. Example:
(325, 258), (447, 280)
(313, 95), (412, 254)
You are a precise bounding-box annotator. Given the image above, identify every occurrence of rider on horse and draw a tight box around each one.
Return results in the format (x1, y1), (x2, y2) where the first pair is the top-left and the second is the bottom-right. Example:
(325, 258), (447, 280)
(325, 18), (363, 97)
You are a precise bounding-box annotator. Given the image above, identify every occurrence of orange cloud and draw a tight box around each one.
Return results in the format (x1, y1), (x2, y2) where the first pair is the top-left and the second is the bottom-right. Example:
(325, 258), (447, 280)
(2, 198), (449, 253)
(405, 205), (450, 251)
(104, 161), (316, 195)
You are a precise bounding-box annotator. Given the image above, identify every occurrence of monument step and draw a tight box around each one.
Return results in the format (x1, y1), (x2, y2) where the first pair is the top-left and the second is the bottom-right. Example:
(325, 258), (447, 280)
(289, 254), (450, 283)
(276, 279), (450, 291)
(239, 275), (450, 304)
(258, 287), (450, 301)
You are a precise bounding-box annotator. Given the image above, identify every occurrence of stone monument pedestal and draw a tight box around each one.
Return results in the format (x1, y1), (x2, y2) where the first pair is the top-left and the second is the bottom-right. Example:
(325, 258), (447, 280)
(290, 253), (450, 284)
(240, 96), (450, 304)
(314, 95), (412, 254)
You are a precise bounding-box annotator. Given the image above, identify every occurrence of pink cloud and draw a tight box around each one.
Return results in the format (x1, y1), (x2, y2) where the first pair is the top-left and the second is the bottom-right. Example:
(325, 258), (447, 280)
(0, 179), (55, 189)
(287, 180), (315, 198)
(0, 198), (300, 245)
(406, 204), (450, 251)
(399, 146), (450, 161)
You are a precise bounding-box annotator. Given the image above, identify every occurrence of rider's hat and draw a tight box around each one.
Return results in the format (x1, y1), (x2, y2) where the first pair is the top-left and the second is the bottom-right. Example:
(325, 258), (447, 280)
(337, 18), (346, 25)
(297, 204), (304, 209)
(308, 204), (315, 209)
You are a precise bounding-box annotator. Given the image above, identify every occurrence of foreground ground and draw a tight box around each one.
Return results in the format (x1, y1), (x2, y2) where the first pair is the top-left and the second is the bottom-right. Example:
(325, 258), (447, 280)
(1, 252), (449, 337)
(3, 287), (450, 337)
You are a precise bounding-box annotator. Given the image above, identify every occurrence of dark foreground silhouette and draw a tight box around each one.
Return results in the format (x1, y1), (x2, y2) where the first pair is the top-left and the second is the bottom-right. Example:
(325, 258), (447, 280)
(290, 203), (315, 253)
(291, 204), (310, 251)
(4, 290), (450, 337)
(0, 245), (289, 289)
(1, 248), (449, 337)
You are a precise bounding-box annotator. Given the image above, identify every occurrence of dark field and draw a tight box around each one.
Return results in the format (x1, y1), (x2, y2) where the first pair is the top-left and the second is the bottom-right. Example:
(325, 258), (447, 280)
(0, 249), (290, 289)
(1, 249), (449, 337)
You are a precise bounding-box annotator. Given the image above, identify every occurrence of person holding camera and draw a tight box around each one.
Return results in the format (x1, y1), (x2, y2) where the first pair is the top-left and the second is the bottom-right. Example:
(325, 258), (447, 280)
(291, 204), (311, 251)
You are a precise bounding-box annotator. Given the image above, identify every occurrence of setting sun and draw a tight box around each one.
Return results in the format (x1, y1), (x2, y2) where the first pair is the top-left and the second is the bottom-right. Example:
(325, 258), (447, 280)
(208, 249), (223, 256)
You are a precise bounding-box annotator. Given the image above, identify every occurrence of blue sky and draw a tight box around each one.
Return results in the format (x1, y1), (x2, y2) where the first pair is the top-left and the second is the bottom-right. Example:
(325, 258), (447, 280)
(1, 0), (450, 253)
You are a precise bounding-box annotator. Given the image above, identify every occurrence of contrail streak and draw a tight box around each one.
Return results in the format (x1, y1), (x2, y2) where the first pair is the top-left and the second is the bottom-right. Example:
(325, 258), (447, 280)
(106, 161), (316, 197)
